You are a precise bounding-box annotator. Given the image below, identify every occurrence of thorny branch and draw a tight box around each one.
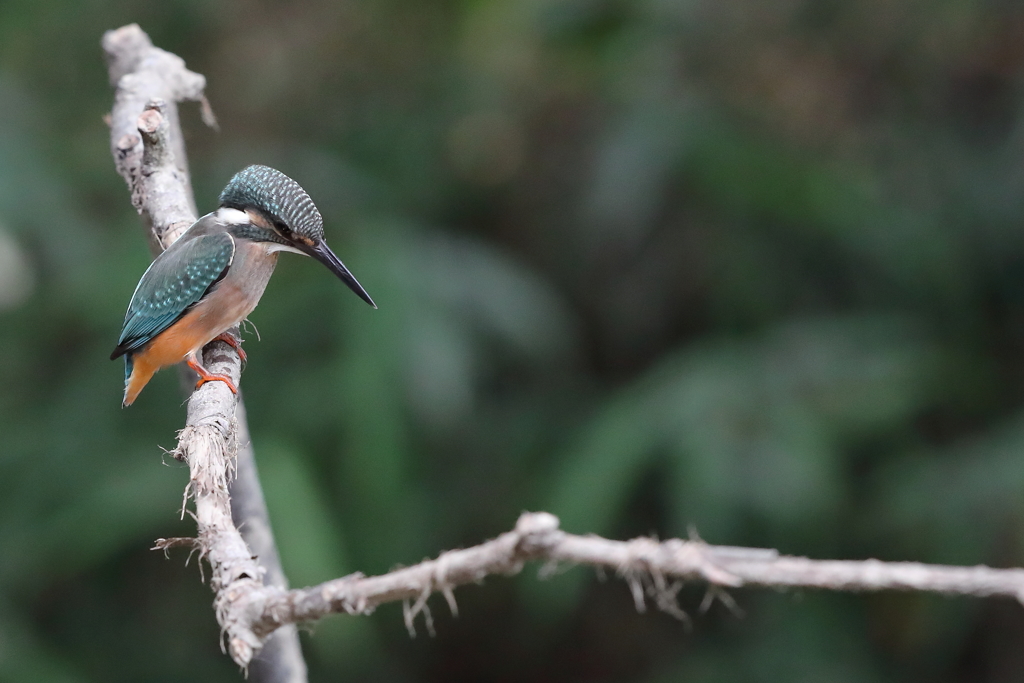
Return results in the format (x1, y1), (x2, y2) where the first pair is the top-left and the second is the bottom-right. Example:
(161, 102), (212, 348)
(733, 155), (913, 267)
(104, 21), (1024, 676)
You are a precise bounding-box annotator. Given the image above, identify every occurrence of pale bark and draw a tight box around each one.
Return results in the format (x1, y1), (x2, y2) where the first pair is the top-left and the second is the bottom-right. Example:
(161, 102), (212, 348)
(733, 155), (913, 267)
(254, 511), (1024, 637)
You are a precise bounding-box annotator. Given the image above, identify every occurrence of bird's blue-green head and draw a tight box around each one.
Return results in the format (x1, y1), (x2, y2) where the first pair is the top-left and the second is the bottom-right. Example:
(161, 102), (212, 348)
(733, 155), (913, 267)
(220, 165), (324, 241)
(219, 165), (376, 308)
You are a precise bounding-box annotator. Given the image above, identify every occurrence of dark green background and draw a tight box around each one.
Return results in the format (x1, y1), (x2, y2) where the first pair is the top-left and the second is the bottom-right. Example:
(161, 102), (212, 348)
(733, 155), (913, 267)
(1, 0), (1023, 680)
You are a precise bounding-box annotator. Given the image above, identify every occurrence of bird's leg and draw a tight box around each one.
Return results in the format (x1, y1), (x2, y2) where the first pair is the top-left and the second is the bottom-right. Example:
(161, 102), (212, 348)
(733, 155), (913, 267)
(186, 350), (238, 394)
(212, 331), (247, 363)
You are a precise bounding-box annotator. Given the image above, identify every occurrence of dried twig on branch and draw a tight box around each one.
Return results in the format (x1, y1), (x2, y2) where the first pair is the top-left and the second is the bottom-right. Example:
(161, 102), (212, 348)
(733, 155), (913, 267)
(103, 21), (1024, 678)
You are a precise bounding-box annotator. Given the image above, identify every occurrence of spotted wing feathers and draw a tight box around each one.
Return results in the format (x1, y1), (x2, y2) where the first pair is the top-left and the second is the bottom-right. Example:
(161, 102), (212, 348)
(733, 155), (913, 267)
(111, 233), (235, 359)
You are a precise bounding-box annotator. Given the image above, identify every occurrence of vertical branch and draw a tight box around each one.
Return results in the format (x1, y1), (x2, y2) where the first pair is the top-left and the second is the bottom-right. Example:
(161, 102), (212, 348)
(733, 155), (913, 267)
(231, 403), (307, 682)
(102, 24), (307, 681)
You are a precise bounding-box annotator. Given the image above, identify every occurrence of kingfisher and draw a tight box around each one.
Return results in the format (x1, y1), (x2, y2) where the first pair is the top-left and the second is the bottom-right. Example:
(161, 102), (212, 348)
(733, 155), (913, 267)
(111, 165), (375, 406)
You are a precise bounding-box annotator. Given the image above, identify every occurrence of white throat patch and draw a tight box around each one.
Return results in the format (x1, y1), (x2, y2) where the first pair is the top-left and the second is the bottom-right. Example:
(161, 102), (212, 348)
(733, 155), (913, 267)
(266, 242), (307, 256)
(216, 207), (251, 225)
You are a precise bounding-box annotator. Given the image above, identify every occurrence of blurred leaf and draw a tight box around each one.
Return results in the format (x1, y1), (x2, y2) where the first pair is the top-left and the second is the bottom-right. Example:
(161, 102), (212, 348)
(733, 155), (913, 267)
(0, 607), (84, 683)
(549, 314), (940, 537)
(870, 412), (1024, 565)
(533, 315), (941, 620)
(257, 438), (379, 668)
(259, 439), (351, 587)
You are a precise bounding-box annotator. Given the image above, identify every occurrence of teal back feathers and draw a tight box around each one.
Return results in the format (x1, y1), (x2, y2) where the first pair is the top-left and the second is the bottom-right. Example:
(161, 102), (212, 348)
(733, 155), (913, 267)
(110, 232), (235, 359)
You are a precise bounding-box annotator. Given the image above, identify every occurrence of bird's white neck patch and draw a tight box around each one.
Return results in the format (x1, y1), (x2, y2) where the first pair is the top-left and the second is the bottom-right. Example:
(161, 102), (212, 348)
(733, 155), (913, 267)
(266, 242), (307, 256)
(216, 207), (251, 225)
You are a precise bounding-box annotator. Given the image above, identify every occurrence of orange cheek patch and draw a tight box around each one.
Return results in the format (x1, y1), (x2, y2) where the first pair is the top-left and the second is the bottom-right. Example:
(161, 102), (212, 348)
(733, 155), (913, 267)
(245, 209), (274, 230)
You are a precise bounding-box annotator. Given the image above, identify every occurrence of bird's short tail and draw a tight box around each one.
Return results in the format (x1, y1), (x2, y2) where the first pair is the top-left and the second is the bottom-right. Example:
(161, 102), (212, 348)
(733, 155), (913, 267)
(122, 353), (157, 406)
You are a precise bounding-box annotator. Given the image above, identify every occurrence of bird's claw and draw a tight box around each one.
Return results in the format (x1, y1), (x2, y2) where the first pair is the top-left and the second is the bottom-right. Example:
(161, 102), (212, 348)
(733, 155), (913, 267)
(212, 332), (247, 363)
(186, 354), (239, 394)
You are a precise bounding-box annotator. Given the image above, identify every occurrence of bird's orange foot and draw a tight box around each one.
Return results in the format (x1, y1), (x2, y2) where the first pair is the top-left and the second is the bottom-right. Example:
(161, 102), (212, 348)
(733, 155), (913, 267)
(186, 355), (238, 394)
(212, 332), (247, 363)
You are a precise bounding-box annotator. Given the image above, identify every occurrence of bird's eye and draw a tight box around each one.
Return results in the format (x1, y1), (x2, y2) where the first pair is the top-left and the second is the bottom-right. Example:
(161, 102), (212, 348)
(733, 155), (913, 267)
(275, 220), (292, 237)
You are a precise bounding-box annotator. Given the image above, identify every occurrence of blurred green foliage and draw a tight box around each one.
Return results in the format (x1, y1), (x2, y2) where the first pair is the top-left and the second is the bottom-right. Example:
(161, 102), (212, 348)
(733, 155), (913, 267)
(2, 0), (1024, 680)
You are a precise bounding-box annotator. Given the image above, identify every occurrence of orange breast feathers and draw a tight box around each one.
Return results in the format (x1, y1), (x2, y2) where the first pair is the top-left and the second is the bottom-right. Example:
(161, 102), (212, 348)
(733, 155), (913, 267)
(122, 279), (260, 405)
(122, 306), (216, 405)
(122, 244), (280, 405)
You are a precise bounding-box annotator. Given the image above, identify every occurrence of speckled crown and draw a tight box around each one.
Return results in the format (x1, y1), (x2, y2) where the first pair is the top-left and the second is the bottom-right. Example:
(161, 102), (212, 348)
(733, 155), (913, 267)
(218, 165), (324, 240)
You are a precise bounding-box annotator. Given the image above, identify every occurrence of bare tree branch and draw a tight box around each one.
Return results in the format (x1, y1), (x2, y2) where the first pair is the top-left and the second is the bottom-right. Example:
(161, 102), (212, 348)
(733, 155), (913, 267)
(156, 504), (1024, 660)
(252, 511), (1024, 637)
(102, 23), (307, 682)
(230, 402), (307, 683)
(103, 21), (1024, 677)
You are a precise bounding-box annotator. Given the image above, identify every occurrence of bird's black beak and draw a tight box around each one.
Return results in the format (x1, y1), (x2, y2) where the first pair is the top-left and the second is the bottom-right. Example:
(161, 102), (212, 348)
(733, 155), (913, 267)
(303, 239), (377, 308)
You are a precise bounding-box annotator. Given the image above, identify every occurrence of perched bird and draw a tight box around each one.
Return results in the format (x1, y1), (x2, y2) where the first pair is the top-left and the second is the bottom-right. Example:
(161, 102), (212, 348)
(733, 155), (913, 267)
(111, 165), (375, 406)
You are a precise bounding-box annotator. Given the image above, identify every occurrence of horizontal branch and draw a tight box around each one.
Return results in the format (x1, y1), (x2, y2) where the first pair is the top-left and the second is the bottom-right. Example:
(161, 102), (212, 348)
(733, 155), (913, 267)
(163, 510), (1024, 646)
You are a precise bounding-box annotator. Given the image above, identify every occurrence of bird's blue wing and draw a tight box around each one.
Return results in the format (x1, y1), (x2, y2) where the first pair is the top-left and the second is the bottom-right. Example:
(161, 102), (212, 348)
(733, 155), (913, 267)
(111, 233), (235, 358)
